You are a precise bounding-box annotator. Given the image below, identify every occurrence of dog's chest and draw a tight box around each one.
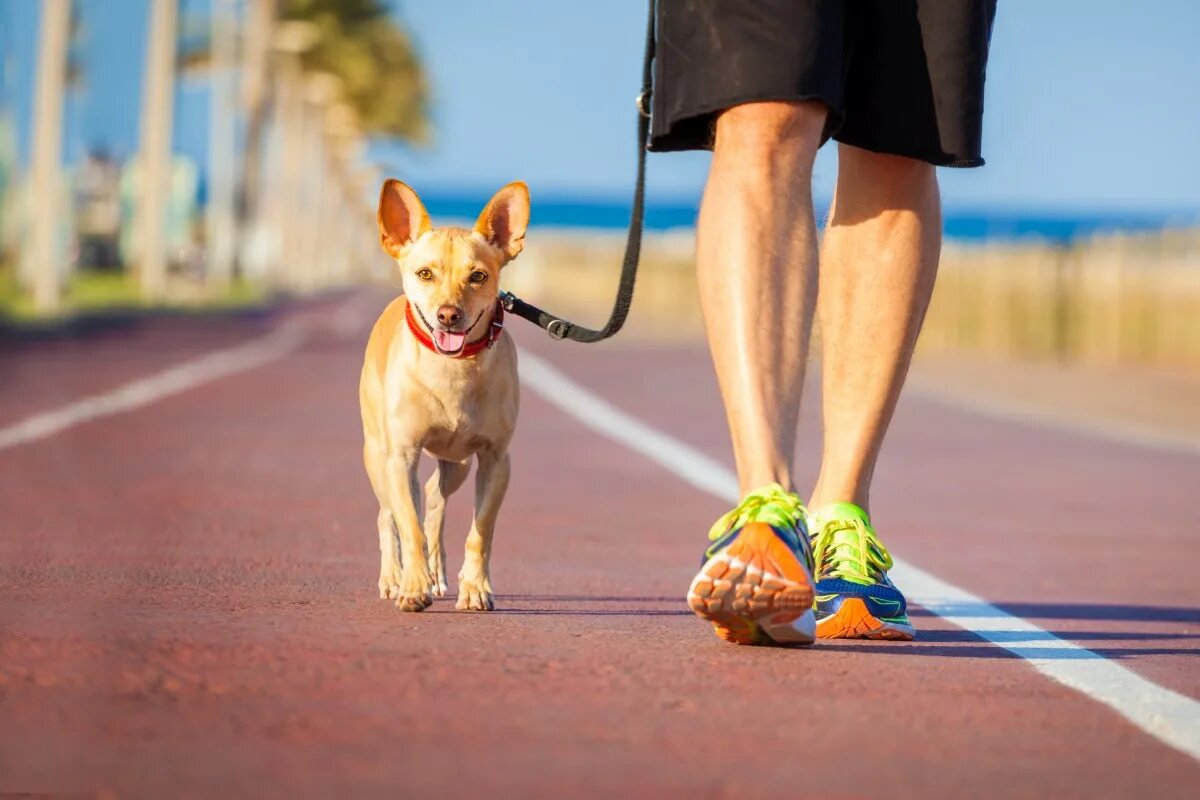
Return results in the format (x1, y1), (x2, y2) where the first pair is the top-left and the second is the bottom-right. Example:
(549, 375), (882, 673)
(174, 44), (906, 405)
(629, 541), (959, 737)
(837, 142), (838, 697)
(419, 393), (491, 458)
(395, 368), (512, 462)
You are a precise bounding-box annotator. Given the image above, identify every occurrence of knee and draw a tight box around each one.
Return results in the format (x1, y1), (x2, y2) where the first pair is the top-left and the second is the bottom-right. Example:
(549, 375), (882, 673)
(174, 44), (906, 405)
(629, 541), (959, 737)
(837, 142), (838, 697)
(714, 100), (827, 171)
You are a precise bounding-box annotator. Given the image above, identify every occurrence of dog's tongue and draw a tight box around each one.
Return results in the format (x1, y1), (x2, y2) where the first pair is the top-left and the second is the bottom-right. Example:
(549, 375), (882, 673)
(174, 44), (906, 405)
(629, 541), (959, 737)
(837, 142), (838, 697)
(434, 329), (467, 353)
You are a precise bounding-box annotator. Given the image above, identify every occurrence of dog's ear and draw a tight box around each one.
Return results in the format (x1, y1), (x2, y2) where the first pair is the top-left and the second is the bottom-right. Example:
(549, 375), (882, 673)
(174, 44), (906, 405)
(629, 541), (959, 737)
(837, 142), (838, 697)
(474, 181), (530, 262)
(378, 179), (431, 259)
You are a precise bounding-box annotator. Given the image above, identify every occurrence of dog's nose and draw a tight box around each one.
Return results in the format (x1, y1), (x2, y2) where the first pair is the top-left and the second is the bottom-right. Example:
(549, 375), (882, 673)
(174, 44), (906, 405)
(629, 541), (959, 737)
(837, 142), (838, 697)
(436, 305), (463, 328)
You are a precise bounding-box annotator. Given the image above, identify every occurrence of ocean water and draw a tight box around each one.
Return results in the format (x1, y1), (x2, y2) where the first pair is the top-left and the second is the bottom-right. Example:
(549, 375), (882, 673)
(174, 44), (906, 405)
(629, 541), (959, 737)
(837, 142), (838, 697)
(421, 192), (1196, 244)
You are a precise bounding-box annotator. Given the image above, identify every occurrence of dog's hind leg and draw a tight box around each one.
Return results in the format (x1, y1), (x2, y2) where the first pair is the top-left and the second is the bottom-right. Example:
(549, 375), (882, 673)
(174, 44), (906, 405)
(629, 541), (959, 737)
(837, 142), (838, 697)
(423, 459), (470, 597)
(457, 449), (510, 611)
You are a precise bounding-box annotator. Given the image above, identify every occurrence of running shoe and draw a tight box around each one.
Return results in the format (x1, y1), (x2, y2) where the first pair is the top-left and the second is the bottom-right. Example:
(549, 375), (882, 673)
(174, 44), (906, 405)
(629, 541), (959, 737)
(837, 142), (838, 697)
(687, 484), (816, 646)
(808, 502), (916, 640)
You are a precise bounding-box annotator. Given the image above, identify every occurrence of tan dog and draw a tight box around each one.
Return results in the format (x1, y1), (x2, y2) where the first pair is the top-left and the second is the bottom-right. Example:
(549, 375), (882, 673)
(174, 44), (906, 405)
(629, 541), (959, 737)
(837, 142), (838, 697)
(360, 180), (527, 612)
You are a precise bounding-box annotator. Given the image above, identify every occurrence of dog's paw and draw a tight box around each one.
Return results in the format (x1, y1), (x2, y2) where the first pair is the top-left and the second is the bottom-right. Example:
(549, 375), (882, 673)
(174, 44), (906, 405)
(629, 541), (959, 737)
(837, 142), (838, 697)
(455, 580), (494, 612)
(397, 594), (432, 612)
(378, 567), (404, 600)
(427, 554), (448, 597)
(394, 566), (434, 612)
(428, 558), (448, 597)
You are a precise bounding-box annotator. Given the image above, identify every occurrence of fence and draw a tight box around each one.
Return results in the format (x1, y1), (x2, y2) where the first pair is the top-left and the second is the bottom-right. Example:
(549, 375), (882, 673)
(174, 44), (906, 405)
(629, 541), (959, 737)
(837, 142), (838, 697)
(924, 229), (1200, 370)
(505, 227), (1200, 372)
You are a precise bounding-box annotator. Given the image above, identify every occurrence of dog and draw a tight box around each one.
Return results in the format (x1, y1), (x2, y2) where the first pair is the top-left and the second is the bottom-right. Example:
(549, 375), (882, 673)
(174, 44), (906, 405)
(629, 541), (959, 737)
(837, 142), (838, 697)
(360, 180), (527, 612)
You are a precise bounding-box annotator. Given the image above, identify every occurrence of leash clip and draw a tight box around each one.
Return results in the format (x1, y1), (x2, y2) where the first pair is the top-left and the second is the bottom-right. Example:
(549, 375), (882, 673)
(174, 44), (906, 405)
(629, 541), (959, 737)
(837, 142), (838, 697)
(636, 90), (651, 118)
(498, 291), (516, 312)
(546, 319), (570, 340)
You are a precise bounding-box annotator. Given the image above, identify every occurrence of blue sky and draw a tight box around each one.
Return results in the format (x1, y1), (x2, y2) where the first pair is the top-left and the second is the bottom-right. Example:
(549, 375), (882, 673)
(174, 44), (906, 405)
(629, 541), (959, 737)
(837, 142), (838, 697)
(3, 0), (1199, 214)
(387, 0), (1200, 212)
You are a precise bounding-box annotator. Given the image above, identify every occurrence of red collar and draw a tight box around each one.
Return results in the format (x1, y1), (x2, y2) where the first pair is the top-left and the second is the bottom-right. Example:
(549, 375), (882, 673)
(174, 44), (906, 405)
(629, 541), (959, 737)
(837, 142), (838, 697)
(404, 297), (504, 358)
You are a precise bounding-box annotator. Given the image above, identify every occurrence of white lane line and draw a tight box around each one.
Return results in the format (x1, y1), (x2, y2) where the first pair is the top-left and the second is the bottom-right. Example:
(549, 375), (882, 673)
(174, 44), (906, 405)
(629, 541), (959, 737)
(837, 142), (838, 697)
(518, 348), (1200, 763)
(0, 322), (306, 452)
(0, 292), (385, 452)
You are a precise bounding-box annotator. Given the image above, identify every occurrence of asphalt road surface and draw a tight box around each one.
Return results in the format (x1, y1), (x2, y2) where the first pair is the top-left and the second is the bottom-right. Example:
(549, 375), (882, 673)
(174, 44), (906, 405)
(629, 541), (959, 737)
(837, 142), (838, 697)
(2, 291), (1198, 798)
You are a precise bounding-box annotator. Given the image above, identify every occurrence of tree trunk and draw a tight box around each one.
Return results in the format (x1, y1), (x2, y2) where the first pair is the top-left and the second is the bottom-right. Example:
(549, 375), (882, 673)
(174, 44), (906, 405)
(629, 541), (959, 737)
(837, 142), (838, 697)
(23, 0), (71, 313)
(236, 0), (277, 230)
(136, 0), (179, 301)
(206, 0), (238, 289)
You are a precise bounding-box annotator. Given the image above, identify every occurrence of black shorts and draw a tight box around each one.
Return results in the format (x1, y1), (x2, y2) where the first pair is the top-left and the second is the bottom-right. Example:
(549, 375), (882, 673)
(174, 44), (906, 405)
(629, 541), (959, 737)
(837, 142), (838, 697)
(649, 0), (997, 167)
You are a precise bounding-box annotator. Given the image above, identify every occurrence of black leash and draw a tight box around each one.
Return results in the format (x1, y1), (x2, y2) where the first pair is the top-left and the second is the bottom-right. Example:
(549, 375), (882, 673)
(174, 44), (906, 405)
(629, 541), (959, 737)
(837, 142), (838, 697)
(499, 1), (655, 343)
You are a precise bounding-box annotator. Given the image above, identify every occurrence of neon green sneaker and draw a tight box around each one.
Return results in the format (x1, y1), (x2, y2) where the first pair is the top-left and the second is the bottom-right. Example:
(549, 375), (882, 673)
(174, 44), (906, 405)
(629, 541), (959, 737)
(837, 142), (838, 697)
(686, 484), (816, 646)
(808, 502), (915, 640)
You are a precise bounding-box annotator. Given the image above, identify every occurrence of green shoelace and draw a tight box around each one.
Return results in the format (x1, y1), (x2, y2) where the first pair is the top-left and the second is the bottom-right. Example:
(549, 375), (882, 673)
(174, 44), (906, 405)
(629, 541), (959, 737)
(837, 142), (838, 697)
(810, 513), (894, 586)
(707, 483), (807, 541)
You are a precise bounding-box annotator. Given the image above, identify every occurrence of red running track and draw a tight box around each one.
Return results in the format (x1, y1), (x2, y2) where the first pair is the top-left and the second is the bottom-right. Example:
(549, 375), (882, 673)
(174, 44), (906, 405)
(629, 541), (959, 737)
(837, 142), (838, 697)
(1, 291), (1198, 798)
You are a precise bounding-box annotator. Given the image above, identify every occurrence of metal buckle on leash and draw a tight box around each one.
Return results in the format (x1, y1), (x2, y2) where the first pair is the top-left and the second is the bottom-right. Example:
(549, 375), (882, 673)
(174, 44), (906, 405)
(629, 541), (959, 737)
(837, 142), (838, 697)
(546, 319), (569, 340)
(636, 90), (651, 118)
(499, 291), (516, 312)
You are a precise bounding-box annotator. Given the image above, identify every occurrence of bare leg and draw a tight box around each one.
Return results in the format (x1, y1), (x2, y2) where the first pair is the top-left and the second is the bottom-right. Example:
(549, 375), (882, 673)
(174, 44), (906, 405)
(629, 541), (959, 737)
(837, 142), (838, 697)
(810, 144), (941, 513)
(423, 459), (470, 597)
(457, 449), (510, 611)
(696, 101), (826, 495)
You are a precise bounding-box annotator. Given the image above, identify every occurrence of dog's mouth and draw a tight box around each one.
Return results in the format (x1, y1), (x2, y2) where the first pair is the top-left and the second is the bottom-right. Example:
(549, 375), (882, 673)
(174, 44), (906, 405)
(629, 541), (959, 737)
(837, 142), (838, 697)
(415, 306), (487, 356)
(431, 328), (468, 355)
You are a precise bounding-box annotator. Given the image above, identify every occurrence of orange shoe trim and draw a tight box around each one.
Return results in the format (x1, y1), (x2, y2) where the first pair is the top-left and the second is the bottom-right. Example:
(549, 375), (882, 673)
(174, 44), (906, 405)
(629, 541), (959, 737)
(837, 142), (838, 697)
(814, 597), (915, 641)
(687, 522), (815, 647)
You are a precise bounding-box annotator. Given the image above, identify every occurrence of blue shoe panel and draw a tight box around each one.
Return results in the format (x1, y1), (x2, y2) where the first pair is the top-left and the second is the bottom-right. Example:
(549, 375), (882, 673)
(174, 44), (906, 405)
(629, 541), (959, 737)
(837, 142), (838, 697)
(814, 576), (908, 621)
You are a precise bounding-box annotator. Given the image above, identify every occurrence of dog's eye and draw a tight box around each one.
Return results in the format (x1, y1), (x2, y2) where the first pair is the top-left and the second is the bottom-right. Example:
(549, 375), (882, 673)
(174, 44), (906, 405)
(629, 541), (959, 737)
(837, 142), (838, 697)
(415, 268), (434, 281)
(469, 270), (488, 285)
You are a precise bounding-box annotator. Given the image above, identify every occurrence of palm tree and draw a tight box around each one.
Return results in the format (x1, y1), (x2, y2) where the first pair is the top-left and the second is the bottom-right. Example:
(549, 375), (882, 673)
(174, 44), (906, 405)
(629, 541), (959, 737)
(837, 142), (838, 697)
(278, 0), (428, 142)
(238, 0), (429, 231)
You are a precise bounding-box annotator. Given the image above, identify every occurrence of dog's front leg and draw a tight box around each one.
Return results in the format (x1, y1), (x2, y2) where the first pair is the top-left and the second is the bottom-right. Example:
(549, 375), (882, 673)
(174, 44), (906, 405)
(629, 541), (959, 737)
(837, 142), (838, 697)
(423, 459), (470, 597)
(386, 448), (433, 611)
(376, 508), (403, 599)
(457, 449), (510, 611)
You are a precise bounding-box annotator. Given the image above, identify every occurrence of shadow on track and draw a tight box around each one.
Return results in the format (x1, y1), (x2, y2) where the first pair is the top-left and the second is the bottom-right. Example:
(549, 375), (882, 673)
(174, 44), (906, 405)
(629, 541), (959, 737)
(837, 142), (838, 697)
(484, 597), (1200, 655)
(822, 626), (1200, 659)
(818, 642), (1200, 660)
(911, 603), (1200, 624)
(497, 595), (681, 603)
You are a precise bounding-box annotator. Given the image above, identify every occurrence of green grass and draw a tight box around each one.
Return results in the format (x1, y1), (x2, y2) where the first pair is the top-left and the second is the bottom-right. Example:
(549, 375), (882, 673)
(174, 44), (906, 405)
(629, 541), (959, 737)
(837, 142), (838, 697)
(0, 261), (21, 314)
(0, 264), (269, 324)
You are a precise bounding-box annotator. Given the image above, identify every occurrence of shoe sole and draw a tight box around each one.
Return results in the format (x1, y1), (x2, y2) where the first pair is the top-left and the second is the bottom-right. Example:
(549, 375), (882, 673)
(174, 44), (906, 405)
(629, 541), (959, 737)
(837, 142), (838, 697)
(686, 522), (815, 646)
(815, 597), (916, 640)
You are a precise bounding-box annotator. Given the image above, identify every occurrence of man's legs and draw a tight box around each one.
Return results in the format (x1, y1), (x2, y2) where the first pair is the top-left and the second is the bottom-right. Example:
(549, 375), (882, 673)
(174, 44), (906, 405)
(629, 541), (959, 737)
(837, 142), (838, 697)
(686, 101), (826, 646)
(801, 144), (939, 640)
(696, 100), (826, 496)
(810, 144), (941, 513)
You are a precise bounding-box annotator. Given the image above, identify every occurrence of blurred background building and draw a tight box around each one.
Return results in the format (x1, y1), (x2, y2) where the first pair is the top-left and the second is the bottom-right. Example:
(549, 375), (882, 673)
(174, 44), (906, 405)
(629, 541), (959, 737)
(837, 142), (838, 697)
(0, 0), (1197, 373)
